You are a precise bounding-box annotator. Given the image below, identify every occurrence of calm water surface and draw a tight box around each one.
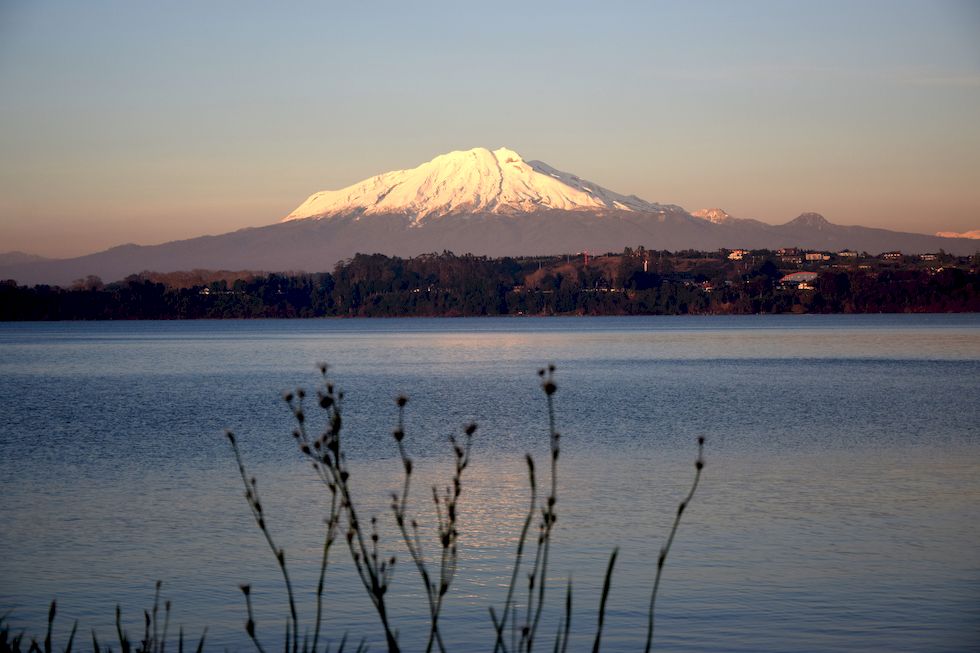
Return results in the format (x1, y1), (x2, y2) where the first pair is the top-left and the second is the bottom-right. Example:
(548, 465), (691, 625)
(1, 315), (978, 651)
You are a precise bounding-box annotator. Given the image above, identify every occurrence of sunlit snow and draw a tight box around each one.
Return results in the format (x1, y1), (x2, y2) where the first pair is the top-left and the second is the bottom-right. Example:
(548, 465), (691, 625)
(282, 147), (665, 223)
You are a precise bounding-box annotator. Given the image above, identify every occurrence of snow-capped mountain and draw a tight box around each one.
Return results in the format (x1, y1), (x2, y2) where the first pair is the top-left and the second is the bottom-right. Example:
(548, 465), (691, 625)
(692, 208), (735, 224)
(284, 147), (676, 222)
(2, 147), (977, 286)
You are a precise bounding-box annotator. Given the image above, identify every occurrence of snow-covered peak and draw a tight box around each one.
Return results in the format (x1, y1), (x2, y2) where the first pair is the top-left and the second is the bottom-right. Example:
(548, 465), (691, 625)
(283, 147), (668, 223)
(936, 229), (980, 240)
(691, 208), (734, 224)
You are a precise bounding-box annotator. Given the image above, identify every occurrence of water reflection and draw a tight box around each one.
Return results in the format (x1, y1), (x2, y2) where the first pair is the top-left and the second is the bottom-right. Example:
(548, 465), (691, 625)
(0, 316), (978, 651)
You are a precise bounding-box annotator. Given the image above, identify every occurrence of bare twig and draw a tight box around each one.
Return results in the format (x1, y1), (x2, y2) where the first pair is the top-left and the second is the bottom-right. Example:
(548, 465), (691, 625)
(644, 436), (705, 653)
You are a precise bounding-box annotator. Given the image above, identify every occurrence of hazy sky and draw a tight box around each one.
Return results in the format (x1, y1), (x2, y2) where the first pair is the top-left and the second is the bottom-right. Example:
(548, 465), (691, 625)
(1, 0), (979, 257)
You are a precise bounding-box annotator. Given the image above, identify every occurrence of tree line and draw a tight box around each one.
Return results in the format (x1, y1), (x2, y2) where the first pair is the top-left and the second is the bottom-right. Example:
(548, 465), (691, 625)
(1, 250), (978, 320)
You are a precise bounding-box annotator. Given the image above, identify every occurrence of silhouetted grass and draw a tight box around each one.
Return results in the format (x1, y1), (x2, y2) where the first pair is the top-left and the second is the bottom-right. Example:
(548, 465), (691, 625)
(0, 583), (206, 653)
(2, 365), (704, 653)
(227, 364), (705, 653)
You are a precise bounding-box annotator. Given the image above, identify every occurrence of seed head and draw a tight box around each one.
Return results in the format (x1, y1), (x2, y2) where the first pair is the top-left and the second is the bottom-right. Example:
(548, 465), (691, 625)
(396, 395), (408, 407)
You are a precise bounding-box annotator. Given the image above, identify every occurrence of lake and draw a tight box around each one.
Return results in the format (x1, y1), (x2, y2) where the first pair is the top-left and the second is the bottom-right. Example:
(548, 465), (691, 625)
(1, 315), (978, 651)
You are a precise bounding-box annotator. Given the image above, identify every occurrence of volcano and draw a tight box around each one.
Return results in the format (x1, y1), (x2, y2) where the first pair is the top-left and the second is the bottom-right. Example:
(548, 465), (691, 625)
(3, 147), (976, 285)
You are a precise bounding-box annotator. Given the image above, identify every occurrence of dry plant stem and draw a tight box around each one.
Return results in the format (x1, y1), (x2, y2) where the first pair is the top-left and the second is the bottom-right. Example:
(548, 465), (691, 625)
(312, 494), (339, 653)
(643, 436), (705, 653)
(64, 621), (77, 653)
(591, 549), (618, 653)
(116, 605), (131, 653)
(527, 367), (560, 653)
(391, 400), (473, 653)
(162, 601), (171, 653)
(240, 585), (266, 653)
(560, 580), (571, 653)
(44, 600), (54, 653)
(285, 386), (341, 653)
(228, 432), (299, 653)
(491, 455), (537, 653)
(550, 579), (572, 653)
(293, 371), (400, 653)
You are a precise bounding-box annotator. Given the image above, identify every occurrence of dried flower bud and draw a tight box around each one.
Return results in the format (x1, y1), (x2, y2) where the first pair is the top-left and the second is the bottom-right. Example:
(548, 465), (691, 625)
(696, 460), (704, 470)
(543, 381), (557, 395)
(297, 389), (305, 399)
(283, 392), (293, 403)
(239, 584), (251, 596)
(393, 428), (404, 442)
(396, 395), (408, 407)
(465, 423), (477, 436)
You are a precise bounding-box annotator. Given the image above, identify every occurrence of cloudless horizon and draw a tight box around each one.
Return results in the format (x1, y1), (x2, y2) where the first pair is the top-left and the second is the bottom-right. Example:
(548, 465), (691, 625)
(1, 1), (979, 258)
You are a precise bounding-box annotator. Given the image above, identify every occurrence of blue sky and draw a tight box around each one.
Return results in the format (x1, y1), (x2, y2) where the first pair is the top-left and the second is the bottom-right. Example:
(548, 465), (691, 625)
(1, 0), (978, 256)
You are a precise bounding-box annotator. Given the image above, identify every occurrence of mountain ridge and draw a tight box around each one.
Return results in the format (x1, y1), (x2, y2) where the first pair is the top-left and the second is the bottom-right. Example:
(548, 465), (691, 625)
(2, 148), (977, 285)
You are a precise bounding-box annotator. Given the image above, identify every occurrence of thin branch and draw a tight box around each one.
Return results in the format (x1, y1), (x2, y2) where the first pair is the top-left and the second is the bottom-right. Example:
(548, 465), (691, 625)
(644, 437), (705, 653)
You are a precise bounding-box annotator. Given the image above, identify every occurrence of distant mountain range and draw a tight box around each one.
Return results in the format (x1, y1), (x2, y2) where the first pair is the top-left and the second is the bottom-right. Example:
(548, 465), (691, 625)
(2, 147), (977, 286)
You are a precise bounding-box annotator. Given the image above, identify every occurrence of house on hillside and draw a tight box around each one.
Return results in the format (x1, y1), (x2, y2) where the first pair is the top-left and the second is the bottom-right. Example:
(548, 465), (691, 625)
(779, 271), (819, 290)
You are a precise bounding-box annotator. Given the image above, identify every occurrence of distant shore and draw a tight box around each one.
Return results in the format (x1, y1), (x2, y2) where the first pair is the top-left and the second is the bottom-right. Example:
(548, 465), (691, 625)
(2, 249), (978, 320)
